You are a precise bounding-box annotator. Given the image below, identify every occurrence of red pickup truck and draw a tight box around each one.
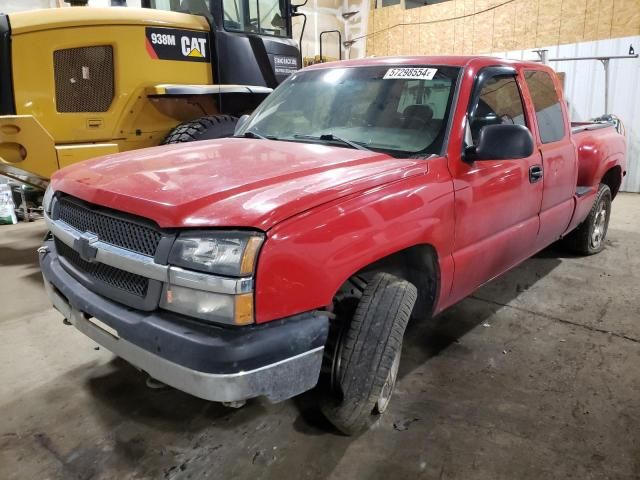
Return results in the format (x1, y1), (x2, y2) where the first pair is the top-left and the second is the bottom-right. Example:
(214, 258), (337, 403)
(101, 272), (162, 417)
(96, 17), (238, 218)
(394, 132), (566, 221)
(39, 56), (626, 435)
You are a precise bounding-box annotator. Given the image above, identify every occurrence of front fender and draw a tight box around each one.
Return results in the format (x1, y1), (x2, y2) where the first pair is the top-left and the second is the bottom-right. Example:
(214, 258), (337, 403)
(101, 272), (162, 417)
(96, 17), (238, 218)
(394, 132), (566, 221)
(254, 157), (455, 323)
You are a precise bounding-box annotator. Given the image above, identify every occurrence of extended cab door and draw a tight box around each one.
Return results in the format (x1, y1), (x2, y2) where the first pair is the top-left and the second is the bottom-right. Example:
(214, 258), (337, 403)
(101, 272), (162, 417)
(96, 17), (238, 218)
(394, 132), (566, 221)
(447, 67), (543, 305)
(523, 69), (578, 250)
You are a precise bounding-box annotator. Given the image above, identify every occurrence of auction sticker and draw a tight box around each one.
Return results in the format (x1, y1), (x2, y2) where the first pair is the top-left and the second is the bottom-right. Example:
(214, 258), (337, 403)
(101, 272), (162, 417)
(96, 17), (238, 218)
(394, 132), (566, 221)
(383, 67), (437, 80)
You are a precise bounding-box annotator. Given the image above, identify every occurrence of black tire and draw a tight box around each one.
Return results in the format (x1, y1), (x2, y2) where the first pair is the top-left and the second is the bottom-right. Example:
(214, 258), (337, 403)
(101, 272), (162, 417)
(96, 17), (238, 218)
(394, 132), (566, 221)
(320, 273), (417, 435)
(162, 115), (238, 144)
(563, 183), (612, 255)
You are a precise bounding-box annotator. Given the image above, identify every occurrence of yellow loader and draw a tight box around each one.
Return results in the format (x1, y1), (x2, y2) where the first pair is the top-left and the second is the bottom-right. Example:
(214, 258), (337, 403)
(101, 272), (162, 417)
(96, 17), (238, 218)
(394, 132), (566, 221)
(0, 1), (301, 187)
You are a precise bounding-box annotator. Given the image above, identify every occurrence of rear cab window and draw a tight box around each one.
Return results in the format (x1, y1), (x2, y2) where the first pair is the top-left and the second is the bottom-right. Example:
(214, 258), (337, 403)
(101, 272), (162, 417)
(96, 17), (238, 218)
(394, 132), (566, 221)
(524, 70), (566, 144)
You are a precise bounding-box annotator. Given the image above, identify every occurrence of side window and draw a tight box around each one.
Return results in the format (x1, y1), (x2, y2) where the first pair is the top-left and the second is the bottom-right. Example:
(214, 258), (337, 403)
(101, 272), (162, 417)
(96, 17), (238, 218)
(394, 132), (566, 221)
(524, 70), (566, 144)
(469, 74), (526, 143)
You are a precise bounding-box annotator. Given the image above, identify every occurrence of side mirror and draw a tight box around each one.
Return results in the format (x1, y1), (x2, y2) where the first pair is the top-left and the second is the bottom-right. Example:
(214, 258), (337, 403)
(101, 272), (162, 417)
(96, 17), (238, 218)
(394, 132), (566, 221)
(234, 115), (251, 136)
(466, 124), (534, 161)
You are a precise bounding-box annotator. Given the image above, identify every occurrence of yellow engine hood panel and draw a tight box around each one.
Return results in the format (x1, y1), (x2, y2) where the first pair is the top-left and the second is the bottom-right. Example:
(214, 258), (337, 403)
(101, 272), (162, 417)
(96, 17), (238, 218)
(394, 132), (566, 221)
(9, 7), (210, 35)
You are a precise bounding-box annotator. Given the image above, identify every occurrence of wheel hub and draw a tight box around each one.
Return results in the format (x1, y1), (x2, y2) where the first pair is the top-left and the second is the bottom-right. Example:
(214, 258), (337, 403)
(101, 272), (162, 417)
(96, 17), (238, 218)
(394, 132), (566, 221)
(376, 348), (401, 414)
(590, 199), (608, 249)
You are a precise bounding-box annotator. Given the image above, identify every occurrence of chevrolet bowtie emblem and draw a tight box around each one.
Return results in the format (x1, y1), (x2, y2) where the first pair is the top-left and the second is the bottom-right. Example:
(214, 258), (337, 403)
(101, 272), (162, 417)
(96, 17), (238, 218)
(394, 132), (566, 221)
(74, 232), (99, 262)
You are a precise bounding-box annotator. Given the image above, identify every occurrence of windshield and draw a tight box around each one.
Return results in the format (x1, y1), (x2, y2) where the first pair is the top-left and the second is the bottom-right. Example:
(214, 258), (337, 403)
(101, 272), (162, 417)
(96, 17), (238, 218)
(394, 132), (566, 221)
(237, 65), (460, 157)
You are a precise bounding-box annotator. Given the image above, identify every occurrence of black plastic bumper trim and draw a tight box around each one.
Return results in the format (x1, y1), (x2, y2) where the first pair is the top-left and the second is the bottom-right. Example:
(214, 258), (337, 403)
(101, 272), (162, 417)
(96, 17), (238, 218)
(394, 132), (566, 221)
(40, 241), (329, 374)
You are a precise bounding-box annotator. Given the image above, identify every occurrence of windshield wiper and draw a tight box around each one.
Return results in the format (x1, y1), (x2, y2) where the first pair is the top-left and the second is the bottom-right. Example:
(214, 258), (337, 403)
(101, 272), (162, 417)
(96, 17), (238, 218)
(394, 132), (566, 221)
(293, 134), (371, 152)
(235, 131), (274, 140)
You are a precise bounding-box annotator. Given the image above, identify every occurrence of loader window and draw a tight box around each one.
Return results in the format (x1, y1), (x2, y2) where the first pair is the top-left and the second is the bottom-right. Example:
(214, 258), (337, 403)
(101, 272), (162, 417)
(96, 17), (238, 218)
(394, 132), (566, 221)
(223, 0), (288, 37)
(144, 0), (212, 19)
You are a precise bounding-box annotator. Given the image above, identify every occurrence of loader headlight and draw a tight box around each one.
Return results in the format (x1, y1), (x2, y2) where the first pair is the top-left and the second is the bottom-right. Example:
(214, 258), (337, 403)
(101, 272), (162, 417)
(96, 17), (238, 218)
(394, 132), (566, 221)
(168, 231), (264, 277)
(42, 184), (54, 214)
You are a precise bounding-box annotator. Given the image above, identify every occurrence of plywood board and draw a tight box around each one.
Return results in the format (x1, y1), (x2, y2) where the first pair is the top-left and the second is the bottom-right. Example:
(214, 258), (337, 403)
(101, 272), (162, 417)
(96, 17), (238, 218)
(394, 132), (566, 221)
(424, 24), (439, 54)
(536, 0), (562, 47)
(463, 14), (474, 53)
(453, 17), (465, 53)
(472, 9), (494, 53)
(596, 0), (614, 39)
(402, 23), (420, 54)
(366, 0), (638, 58)
(492, 1), (516, 52)
(512, 0), (538, 50)
(387, 5), (404, 55)
(583, 0), (601, 41)
(559, 0), (587, 44)
(441, 19), (456, 54)
(611, 0), (640, 38)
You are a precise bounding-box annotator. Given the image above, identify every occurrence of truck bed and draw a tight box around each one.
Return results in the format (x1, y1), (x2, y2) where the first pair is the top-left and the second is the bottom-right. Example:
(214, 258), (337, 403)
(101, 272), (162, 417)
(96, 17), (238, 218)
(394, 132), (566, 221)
(571, 121), (615, 135)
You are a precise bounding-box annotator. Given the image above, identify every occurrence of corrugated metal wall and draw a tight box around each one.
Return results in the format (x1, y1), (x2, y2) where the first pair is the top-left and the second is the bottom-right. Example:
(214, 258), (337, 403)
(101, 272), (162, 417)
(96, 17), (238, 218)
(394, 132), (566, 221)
(492, 35), (640, 192)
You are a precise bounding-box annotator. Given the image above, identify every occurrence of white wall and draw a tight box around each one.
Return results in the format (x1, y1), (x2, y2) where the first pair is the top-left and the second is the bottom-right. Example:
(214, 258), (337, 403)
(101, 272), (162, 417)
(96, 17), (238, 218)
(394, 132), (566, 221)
(491, 35), (640, 193)
(86, 0), (142, 7)
(1, 0), (142, 10)
(1, 0), (58, 12)
(292, 0), (369, 61)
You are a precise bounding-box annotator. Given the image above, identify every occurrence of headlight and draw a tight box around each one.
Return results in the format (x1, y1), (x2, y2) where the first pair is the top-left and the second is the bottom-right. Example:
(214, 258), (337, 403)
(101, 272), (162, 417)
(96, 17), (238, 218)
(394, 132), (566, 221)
(160, 285), (254, 326)
(169, 231), (263, 277)
(42, 184), (54, 214)
(164, 231), (263, 326)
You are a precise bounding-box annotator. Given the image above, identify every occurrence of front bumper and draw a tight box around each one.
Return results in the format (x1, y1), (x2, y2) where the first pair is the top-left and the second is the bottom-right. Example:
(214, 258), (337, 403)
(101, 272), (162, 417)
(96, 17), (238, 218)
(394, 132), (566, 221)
(39, 240), (329, 403)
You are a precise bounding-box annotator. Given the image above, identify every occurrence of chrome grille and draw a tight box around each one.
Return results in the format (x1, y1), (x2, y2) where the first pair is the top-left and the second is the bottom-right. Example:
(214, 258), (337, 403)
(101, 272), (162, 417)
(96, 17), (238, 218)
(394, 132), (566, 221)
(53, 46), (114, 112)
(55, 238), (149, 297)
(57, 196), (162, 257)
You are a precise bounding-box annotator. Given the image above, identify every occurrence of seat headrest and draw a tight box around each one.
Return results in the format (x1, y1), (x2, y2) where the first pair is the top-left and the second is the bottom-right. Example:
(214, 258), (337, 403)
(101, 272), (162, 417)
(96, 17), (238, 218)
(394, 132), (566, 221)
(403, 104), (434, 121)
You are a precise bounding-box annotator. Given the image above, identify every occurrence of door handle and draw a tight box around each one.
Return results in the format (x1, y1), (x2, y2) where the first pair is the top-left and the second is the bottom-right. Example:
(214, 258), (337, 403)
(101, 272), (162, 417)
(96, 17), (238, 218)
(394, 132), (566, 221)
(529, 165), (543, 183)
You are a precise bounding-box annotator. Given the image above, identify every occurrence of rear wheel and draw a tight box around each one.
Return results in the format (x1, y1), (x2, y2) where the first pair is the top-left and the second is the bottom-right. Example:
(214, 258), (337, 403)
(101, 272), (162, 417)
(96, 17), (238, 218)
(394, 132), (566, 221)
(320, 273), (417, 435)
(563, 183), (612, 255)
(162, 115), (238, 144)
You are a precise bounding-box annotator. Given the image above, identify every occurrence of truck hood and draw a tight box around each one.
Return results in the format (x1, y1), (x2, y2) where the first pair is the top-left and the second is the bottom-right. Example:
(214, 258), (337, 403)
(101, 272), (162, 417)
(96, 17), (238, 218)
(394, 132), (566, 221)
(52, 138), (427, 230)
(9, 7), (209, 35)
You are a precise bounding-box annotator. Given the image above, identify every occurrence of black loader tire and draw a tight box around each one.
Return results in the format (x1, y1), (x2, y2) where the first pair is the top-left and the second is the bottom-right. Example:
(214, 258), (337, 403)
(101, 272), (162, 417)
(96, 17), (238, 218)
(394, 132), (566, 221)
(563, 183), (612, 255)
(162, 115), (238, 144)
(320, 273), (417, 435)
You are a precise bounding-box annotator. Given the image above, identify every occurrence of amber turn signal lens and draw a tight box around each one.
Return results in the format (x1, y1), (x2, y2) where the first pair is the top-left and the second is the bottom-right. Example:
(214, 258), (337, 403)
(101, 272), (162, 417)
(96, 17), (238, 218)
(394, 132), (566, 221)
(234, 293), (254, 325)
(240, 236), (263, 276)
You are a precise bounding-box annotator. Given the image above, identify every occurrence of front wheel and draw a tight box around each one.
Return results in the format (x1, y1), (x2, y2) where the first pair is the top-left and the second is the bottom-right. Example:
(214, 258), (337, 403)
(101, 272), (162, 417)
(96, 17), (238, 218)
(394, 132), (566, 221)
(563, 183), (612, 255)
(320, 273), (417, 435)
(162, 115), (238, 144)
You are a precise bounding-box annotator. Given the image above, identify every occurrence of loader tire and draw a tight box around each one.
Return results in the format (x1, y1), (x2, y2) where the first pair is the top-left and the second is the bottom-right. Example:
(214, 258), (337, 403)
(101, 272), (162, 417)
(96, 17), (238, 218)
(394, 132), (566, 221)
(563, 183), (612, 255)
(320, 273), (417, 436)
(162, 115), (238, 144)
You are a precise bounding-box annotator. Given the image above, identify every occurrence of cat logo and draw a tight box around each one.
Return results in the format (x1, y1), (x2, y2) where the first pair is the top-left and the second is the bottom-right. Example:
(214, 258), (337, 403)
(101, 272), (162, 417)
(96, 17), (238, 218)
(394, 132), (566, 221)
(145, 27), (210, 63)
(181, 36), (207, 58)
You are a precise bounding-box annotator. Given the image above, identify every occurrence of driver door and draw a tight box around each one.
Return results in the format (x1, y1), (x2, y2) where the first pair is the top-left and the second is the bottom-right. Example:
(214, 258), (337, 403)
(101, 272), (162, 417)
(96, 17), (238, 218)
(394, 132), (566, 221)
(447, 68), (544, 305)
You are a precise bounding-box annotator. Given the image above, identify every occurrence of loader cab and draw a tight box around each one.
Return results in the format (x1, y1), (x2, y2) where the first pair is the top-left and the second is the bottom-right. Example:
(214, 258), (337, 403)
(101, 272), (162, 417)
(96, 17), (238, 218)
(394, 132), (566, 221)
(142, 0), (300, 97)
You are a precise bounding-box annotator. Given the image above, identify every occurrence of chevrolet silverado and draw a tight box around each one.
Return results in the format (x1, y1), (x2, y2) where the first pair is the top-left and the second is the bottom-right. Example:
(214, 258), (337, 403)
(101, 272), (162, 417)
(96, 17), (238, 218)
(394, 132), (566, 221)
(39, 56), (627, 435)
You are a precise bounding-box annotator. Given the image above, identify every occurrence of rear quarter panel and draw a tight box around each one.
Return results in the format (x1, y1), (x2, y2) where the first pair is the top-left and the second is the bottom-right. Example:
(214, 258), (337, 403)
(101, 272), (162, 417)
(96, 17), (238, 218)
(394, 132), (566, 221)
(574, 126), (626, 189)
(254, 157), (455, 323)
